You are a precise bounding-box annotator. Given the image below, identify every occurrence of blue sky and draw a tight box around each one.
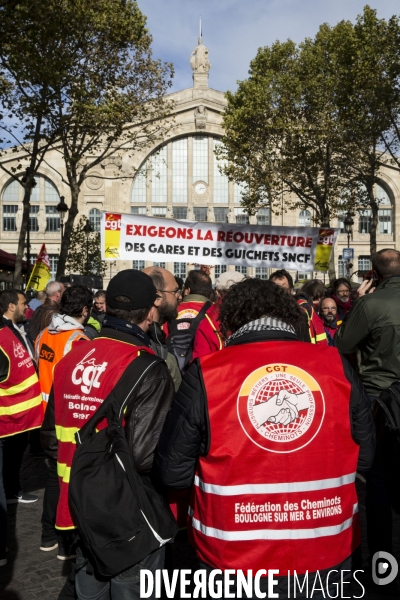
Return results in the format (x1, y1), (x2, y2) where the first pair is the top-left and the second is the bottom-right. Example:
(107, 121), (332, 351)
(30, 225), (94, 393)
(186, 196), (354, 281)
(141, 1), (400, 93)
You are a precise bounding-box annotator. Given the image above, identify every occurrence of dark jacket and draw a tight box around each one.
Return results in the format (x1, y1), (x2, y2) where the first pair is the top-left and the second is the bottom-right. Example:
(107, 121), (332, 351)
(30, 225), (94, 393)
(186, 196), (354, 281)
(27, 299), (60, 343)
(157, 328), (375, 489)
(148, 321), (181, 392)
(335, 276), (400, 397)
(41, 324), (175, 474)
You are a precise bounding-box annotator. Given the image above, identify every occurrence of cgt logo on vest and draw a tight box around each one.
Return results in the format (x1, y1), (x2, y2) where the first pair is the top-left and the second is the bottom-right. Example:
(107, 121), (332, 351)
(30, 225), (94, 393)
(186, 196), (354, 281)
(71, 349), (108, 394)
(237, 364), (325, 453)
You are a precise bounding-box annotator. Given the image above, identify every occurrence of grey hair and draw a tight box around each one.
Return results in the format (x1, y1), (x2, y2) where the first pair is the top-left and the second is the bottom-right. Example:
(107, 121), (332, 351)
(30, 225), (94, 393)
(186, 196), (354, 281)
(45, 280), (62, 297)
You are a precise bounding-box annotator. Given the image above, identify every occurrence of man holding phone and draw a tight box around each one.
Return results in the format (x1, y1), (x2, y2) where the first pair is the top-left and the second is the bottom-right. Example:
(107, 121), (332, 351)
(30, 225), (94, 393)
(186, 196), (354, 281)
(335, 248), (400, 585)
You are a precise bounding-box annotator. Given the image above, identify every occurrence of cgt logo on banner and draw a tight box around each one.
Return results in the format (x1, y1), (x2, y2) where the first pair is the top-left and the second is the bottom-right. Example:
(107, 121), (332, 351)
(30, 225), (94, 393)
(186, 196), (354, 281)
(100, 213), (338, 273)
(72, 349), (108, 394)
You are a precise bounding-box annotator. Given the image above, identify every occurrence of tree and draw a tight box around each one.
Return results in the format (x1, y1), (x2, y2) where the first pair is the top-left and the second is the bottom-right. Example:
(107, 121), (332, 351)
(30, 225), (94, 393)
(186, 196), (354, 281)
(219, 35), (358, 225)
(331, 6), (399, 255)
(42, 0), (173, 279)
(65, 216), (106, 277)
(0, 0), (173, 285)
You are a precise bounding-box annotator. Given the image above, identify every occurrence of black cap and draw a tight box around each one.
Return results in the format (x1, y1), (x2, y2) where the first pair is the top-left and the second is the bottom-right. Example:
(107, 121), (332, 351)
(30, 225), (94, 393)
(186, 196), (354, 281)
(106, 270), (158, 310)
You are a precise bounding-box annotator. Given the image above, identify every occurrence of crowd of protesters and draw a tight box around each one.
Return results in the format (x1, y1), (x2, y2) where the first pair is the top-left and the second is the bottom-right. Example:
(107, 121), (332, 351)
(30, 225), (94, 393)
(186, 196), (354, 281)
(0, 249), (399, 598)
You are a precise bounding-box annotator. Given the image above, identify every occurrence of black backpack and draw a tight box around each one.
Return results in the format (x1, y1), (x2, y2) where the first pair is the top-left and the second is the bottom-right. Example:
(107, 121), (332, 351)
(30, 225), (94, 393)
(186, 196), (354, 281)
(167, 301), (212, 372)
(68, 353), (178, 577)
(374, 382), (400, 513)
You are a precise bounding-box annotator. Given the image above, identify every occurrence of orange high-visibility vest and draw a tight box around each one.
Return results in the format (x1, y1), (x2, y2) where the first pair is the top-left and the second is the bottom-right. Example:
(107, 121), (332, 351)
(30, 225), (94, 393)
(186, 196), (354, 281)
(35, 327), (89, 411)
(0, 325), (43, 438)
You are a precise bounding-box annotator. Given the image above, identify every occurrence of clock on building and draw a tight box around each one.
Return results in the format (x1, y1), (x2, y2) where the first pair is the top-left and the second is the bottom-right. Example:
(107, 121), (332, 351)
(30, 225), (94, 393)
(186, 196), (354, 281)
(194, 182), (206, 195)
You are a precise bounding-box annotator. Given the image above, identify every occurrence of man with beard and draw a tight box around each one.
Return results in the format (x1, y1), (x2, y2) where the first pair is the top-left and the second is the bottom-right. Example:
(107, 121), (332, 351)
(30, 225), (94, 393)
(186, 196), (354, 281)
(143, 267), (181, 391)
(319, 297), (342, 346)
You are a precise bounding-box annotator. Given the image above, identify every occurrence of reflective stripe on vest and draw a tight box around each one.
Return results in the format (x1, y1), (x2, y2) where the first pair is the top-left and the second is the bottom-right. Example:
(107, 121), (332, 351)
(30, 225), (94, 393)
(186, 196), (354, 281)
(0, 326), (43, 438)
(52, 339), (153, 529)
(205, 314), (223, 350)
(191, 341), (360, 573)
(189, 504), (359, 541)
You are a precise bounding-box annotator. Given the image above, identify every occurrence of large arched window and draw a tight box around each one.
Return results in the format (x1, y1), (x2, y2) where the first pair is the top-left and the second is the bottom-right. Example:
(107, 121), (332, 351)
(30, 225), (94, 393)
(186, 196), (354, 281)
(89, 208), (101, 232)
(358, 182), (393, 234)
(1, 175), (60, 233)
(130, 136), (233, 213)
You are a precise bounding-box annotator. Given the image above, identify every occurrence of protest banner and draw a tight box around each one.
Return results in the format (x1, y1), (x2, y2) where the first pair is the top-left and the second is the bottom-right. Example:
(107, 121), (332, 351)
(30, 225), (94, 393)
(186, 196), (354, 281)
(26, 243), (52, 290)
(101, 213), (338, 273)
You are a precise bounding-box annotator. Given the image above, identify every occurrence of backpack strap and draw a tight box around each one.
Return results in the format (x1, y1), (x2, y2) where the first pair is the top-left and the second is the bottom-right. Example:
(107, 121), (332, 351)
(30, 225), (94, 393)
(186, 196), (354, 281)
(75, 351), (161, 445)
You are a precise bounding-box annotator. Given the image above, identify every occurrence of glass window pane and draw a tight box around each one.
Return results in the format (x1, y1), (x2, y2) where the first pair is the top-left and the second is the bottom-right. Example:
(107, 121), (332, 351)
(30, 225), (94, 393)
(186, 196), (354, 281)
(29, 205), (39, 232)
(194, 207), (207, 221)
(255, 268), (269, 280)
(151, 146), (167, 203)
(2, 205), (18, 231)
(257, 208), (270, 226)
(213, 139), (228, 203)
(299, 210), (311, 227)
(379, 209), (392, 234)
(235, 266), (248, 275)
(234, 182), (247, 204)
(31, 177), (40, 202)
(152, 207), (167, 218)
(172, 138), (188, 203)
(338, 256), (346, 278)
(193, 136), (208, 183)
(3, 179), (19, 202)
(46, 206), (60, 231)
(214, 207), (228, 223)
(133, 260), (145, 270)
(89, 208), (101, 232)
(173, 207), (188, 220)
(131, 167), (147, 203)
(235, 208), (249, 225)
(44, 178), (60, 203)
(49, 255), (59, 278)
(130, 206), (147, 215)
(214, 265), (227, 279)
(358, 210), (371, 234)
(173, 262), (186, 279)
(153, 262), (166, 268)
(376, 183), (391, 206)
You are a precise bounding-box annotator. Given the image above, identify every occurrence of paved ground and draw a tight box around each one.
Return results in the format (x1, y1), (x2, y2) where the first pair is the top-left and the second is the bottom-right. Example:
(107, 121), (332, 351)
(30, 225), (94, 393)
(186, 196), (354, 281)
(0, 455), (399, 599)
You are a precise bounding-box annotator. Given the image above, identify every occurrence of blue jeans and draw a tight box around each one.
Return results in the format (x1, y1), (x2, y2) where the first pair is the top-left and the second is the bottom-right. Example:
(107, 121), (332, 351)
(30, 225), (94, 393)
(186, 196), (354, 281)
(0, 439), (7, 559)
(75, 544), (165, 600)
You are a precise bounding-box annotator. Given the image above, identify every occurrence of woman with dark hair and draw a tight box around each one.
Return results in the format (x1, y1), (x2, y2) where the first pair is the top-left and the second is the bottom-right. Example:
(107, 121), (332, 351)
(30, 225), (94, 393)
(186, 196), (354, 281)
(332, 278), (353, 319)
(158, 278), (374, 599)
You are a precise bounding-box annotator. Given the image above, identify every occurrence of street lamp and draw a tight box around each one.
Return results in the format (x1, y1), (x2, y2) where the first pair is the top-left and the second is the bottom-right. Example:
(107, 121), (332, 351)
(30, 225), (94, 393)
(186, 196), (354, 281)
(344, 212), (354, 248)
(344, 212), (354, 278)
(83, 218), (93, 275)
(56, 196), (69, 242)
(21, 168), (37, 280)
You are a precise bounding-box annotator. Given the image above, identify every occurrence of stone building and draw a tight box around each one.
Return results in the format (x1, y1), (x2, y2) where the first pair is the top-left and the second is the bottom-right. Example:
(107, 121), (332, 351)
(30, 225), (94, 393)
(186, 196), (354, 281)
(0, 36), (399, 288)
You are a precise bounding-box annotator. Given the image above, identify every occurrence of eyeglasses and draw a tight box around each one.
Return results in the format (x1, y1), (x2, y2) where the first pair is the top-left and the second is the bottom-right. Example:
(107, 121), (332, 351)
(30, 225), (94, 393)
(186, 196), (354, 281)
(157, 288), (181, 296)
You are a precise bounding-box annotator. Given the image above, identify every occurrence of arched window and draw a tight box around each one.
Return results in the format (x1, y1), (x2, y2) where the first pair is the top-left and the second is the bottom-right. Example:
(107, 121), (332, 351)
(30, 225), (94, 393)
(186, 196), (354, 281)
(130, 135), (234, 209)
(89, 208), (101, 232)
(357, 182), (393, 234)
(299, 209), (311, 227)
(1, 175), (60, 233)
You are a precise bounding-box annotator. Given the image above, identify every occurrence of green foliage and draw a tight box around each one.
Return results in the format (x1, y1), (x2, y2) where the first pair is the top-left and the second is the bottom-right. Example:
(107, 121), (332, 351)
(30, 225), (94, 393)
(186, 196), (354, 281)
(65, 217), (106, 277)
(219, 5), (400, 259)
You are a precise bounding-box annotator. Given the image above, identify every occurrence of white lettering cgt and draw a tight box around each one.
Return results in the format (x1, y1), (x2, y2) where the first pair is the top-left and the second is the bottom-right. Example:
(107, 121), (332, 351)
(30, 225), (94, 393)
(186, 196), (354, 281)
(71, 349), (108, 394)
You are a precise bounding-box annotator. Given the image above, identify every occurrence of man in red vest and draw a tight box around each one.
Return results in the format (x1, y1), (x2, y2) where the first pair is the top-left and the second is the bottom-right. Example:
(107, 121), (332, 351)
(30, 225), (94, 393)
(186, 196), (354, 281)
(158, 278), (375, 599)
(0, 292), (43, 566)
(41, 270), (176, 598)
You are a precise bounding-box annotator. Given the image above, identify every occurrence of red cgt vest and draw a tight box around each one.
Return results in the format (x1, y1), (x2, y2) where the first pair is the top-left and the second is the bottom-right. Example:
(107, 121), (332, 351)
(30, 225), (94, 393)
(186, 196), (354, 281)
(191, 341), (360, 574)
(52, 337), (153, 530)
(0, 325), (43, 438)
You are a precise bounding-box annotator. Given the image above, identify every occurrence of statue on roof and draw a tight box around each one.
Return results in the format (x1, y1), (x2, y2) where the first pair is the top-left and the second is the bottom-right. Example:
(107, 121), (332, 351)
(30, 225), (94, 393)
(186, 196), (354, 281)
(190, 27), (211, 74)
